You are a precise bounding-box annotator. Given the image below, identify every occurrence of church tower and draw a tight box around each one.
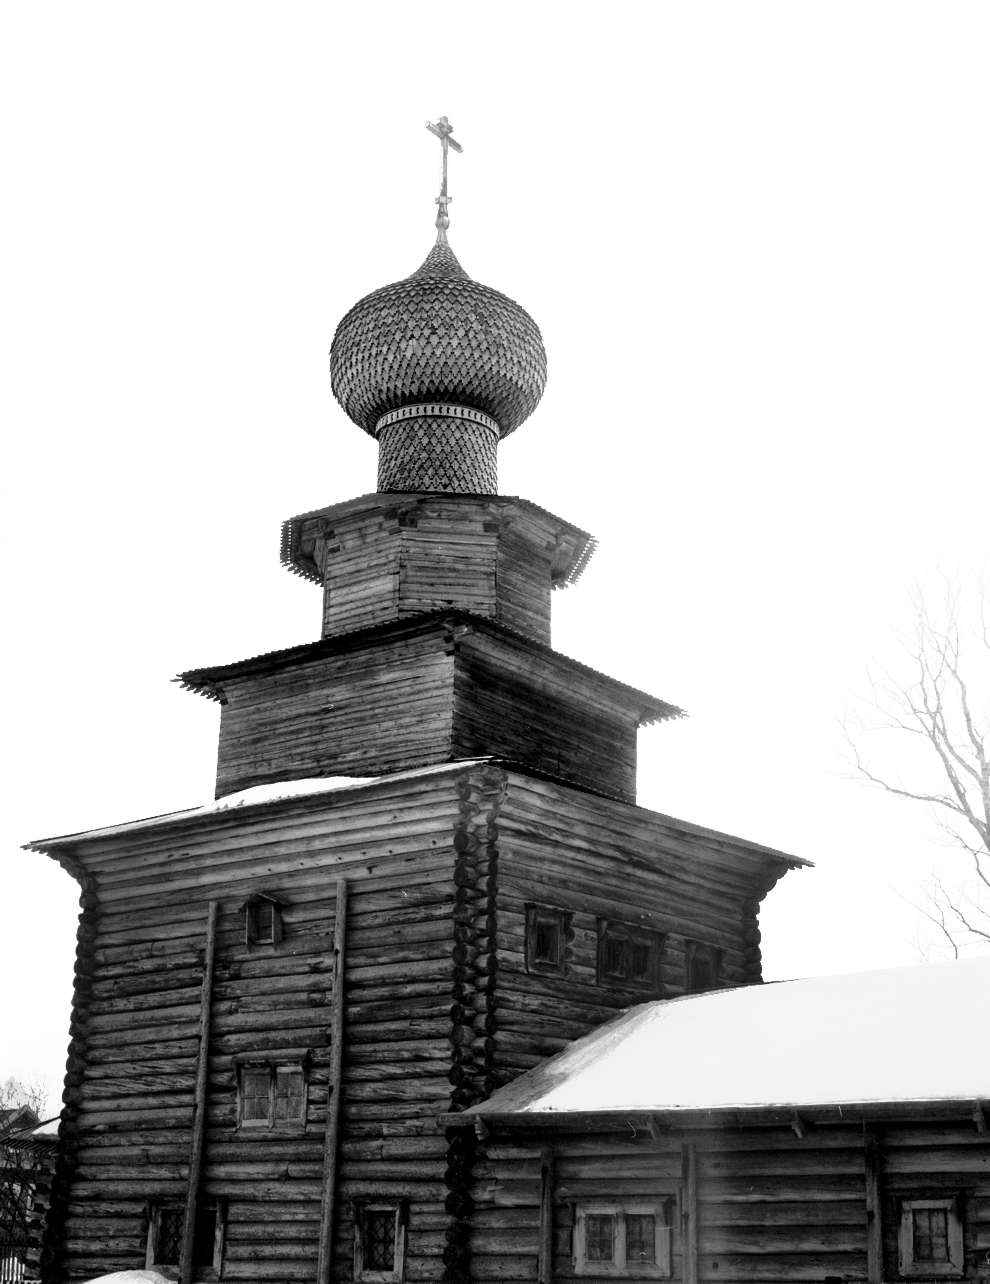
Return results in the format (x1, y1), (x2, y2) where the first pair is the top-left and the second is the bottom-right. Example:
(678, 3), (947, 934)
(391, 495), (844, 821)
(31, 121), (802, 1284)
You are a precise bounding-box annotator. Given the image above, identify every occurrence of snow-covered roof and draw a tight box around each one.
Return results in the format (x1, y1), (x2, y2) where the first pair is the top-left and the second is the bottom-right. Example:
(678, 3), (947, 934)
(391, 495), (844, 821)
(84, 1273), (172, 1284)
(25, 761), (489, 848)
(466, 956), (990, 1120)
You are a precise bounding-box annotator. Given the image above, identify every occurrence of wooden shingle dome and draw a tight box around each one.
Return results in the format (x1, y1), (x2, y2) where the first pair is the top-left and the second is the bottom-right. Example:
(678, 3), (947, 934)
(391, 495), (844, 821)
(329, 237), (547, 493)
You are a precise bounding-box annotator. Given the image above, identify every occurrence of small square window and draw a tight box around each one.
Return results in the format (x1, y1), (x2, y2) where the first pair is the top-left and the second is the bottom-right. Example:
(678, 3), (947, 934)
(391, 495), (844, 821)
(525, 905), (571, 975)
(355, 1202), (407, 1282)
(898, 1198), (964, 1278)
(574, 1203), (672, 1278)
(597, 922), (663, 994)
(243, 893), (285, 947)
(685, 941), (722, 994)
(146, 1201), (225, 1277)
(237, 1063), (307, 1129)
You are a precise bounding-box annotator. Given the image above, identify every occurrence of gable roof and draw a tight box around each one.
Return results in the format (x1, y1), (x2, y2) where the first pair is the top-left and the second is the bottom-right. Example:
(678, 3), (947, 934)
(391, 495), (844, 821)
(463, 957), (990, 1121)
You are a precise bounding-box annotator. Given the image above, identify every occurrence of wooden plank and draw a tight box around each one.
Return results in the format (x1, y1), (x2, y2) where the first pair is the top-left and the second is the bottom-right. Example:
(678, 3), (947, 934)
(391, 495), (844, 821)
(537, 1146), (554, 1284)
(865, 1129), (882, 1283)
(317, 878), (348, 1284)
(179, 900), (218, 1284)
(682, 1141), (698, 1284)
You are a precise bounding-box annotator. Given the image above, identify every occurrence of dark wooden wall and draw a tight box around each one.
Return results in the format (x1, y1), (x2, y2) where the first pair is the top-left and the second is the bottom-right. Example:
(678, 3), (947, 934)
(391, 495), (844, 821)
(490, 773), (784, 1082)
(39, 763), (796, 1284)
(468, 1120), (990, 1283)
(45, 772), (471, 1283)
(197, 618), (669, 802)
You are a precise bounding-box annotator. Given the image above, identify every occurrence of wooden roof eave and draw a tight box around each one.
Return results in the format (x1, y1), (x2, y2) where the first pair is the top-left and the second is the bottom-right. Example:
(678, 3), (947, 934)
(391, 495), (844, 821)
(439, 1097), (990, 1133)
(279, 492), (597, 588)
(174, 609), (683, 727)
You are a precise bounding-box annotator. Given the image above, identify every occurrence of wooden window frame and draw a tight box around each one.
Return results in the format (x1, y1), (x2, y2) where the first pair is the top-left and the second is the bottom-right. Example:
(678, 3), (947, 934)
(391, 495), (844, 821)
(145, 1199), (226, 1279)
(525, 904), (571, 975)
(684, 940), (722, 994)
(243, 893), (285, 948)
(596, 920), (664, 994)
(237, 1062), (308, 1131)
(897, 1197), (964, 1278)
(354, 1200), (408, 1283)
(573, 1202), (673, 1278)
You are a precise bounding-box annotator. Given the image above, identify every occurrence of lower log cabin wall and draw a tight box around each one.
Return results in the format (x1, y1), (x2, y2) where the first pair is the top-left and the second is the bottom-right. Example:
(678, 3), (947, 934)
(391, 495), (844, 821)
(41, 769), (483, 1284)
(38, 762), (799, 1284)
(467, 1120), (990, 1284)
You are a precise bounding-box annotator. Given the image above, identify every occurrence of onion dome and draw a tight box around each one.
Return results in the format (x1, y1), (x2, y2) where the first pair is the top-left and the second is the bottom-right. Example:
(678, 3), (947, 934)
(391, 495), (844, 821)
(329, 117), (545, 494)
(329, 239), (547, 438)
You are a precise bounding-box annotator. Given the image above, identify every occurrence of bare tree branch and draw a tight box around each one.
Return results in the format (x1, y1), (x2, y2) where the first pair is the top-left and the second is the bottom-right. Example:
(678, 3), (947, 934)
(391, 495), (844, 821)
(848, 583), (990, 957)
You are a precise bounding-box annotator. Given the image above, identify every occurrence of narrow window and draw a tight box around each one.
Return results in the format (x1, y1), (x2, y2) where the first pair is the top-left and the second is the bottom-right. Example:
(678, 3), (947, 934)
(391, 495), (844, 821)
(585, 1213), (616, 1262)
(237, 1064), (307, 1129)
(625, 1213), (657, 1265)
(685, 940), (722, 993)
(597, 922), (663, 994)
(240, 1067), (272, 1126)
(574, 1203), (672, 1277)
(274, 1066), (305, 1123)
(355, 1202), (407, 1282)
(525, 905), (571, 975)
(898, 1198), (964, 1277)
(146, 1201), (224, 1275)
(243, 893), (285, 947)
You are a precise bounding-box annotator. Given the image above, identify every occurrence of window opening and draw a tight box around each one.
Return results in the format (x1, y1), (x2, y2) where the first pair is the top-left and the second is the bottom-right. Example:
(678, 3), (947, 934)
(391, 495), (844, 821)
(597, 921), (663, 994)
(238, 1063), (306, 1129)
(898, 1198), (964, 1278)
(574, 1203), (672, 1278)
(525, 905), (571, 975)
(147, 1201), (223, 1276)
(355, 1202), (407, 1282)
(685, 941), (722, 994)
(243, 893), (285, 947)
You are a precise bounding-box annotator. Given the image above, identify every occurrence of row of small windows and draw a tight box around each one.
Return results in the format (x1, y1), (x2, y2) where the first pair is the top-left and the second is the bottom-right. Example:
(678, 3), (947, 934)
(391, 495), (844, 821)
(143, 1193), (966, 1281)
(242, 895), (721, 999)
(526, 904), (722, 995)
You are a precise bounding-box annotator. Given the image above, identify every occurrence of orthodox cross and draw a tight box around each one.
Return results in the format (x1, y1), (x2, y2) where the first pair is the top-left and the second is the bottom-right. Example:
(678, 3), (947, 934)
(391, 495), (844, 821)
(426, 115), (462, 236)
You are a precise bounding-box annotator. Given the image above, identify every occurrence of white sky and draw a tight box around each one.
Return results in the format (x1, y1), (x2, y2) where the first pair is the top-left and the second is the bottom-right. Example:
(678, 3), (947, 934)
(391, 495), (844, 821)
(2, 1), (988, 1110)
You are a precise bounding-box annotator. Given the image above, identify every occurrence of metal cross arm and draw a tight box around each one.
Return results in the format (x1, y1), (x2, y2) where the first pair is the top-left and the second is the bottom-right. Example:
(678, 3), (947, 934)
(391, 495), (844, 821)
(426, 116), (462, 236)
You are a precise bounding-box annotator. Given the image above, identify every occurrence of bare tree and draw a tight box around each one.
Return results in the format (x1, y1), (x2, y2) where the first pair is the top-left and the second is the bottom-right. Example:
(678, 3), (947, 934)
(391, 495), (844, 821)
(846, 585), (990, 956)
(0, 1080), (49, 1126)
(1, 1079), (55, 1282)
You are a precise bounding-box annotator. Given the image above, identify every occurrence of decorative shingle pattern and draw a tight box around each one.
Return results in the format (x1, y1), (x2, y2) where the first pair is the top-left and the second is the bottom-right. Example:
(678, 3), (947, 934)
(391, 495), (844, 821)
(378, 415), (498, 493)
(330, 239), (547, 439)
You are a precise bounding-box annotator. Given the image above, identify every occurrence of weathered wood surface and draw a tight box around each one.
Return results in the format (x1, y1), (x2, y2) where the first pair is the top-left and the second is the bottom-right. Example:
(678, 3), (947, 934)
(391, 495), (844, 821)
(280, 493), (591, 645)
(469, 1121), (990, 1283)
(49, 772), (469, 1283)
(42, 763), (800, 1283)
(181, 614), (674, 801)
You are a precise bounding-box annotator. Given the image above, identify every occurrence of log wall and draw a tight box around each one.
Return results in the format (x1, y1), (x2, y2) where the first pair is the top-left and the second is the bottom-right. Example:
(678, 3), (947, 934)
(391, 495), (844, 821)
(40, 763), (798, 1284)
(469, 1121), (990, 1284)
(203, 619), (667, 804)
(43, 771), (479, 1284)
(490, 774), (786, 1084)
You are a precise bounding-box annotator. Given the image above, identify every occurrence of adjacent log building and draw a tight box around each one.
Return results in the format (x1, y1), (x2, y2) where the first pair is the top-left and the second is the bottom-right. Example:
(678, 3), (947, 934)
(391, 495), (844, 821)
(29, 122), (989, 1284)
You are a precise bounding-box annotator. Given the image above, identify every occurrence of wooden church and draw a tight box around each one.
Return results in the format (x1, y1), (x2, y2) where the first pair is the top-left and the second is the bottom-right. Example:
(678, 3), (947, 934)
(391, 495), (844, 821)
(30, 120), (990, 1284)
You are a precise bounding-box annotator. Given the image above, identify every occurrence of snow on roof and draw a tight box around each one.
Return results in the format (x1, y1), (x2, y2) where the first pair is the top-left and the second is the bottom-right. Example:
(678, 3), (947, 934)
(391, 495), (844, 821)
(26, 761), (492, 848)
(469, 956), (990, 1118)
(84, 1272), (172, 1284)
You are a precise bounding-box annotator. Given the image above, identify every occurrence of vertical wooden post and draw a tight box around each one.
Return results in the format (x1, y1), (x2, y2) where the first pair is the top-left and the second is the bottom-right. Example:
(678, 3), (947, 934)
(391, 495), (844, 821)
(317, 878), (349, 1284)
(537, 1146), (554, 1284)
(681, 1141), (698, 1284)
(180, 900), (218, 1284)
(865, 1129), (883, 1284)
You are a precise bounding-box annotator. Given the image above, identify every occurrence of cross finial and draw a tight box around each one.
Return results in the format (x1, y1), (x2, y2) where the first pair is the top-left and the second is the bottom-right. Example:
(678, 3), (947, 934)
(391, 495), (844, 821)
(426, 115), (462, 242)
